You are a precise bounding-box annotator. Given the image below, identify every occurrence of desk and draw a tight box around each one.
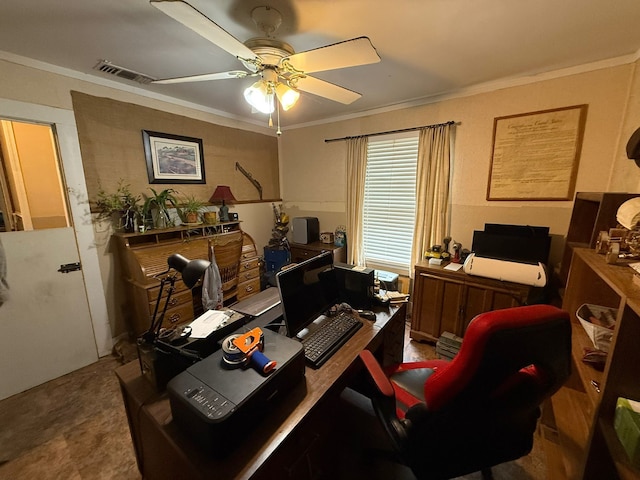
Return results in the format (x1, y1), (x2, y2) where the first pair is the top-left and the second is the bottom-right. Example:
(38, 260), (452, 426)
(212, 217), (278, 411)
(116, 303), (406, 480)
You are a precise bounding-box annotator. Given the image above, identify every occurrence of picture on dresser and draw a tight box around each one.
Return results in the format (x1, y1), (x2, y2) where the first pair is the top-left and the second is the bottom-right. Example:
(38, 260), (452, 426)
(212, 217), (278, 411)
(142, 130), (205, 184)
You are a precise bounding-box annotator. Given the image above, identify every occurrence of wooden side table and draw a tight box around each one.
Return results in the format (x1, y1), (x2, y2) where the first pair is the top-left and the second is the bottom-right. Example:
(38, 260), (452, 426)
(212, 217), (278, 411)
(289, 240), (346, 264)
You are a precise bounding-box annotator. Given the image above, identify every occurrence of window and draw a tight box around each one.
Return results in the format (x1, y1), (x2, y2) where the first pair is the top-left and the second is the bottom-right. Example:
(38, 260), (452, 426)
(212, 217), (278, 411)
(362, 133), (419, 274)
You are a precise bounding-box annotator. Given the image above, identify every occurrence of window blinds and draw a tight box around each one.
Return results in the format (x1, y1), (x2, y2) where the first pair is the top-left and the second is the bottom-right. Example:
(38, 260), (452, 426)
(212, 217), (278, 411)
(363, 134), (418, 273)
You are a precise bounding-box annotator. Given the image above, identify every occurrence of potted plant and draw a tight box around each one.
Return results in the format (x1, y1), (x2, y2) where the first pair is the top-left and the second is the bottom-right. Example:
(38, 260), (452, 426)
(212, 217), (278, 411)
(95, 180), (141, 232)
(177, 194), (205, 224)
(142, 188), (179, 229)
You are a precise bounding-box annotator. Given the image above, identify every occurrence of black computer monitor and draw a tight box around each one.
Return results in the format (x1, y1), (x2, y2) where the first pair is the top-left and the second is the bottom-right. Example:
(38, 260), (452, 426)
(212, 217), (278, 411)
(275, 252), (338, 338)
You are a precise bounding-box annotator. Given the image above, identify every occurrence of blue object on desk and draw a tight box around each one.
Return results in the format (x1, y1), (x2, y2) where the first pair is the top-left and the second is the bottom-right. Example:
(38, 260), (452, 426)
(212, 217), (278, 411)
(264, 247), (290, 272)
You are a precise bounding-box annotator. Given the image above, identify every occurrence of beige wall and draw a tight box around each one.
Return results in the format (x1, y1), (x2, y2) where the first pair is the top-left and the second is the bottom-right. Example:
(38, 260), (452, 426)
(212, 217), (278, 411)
(0, 58), (279, 338)
(279, 61), (640, 271)
(71, 92), (280, 204)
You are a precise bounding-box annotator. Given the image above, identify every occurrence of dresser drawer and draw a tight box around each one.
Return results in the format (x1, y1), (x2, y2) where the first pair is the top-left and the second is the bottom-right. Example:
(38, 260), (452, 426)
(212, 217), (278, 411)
(146, 287), (192, 313)
(145, 301), (194, 331)
(238, 266), (260, 283)
(289, 246), (317, 263)
(241, 243), (258, 260)
(240, 257), (260, 272)
(237, 277), (260, 300)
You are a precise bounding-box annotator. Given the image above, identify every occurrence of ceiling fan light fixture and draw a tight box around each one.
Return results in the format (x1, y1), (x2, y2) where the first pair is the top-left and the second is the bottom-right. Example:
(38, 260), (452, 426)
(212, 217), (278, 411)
(275, 83), (300, 111)
(244, 80), (274, 114)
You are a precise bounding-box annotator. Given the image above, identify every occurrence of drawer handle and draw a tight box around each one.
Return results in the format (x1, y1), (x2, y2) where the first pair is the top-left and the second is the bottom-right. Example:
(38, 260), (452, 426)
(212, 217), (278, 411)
(244, 273), (252, 280)
(168, 297), (178, 306)
(169, 313), (180, 324)
(245, 285), (254, 293)
(244, 263), (252, 269)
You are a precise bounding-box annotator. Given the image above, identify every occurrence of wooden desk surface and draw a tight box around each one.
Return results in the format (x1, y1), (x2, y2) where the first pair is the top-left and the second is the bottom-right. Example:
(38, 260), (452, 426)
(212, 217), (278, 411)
(116, 304), (406, 480)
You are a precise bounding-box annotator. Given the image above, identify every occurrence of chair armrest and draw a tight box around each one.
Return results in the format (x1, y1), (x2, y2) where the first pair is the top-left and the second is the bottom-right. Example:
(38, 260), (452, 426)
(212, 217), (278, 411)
(359, 350), (395, 399)
(358, 350), (410, 452)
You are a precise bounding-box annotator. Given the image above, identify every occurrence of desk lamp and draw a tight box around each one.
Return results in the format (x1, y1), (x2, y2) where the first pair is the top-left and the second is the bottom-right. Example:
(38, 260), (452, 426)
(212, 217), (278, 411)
(140, 253), (210, 346)
(209, 185), (236, 222)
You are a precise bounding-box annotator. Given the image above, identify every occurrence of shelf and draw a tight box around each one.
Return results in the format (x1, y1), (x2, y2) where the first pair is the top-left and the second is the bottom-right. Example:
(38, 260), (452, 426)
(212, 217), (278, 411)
(599, 418), (640, 480)
(570, 319), (603, 407)
(559, 192), (638, 285)
(114, 222), (241, 249)
(559, 247), (640, 479)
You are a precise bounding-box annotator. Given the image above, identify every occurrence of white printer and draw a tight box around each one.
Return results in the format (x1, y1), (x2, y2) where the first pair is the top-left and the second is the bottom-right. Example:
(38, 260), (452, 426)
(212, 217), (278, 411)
(463, 224), (550, 287)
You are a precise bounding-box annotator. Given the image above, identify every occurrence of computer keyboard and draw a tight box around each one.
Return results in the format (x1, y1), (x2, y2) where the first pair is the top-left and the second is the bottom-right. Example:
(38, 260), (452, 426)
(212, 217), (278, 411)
(301, 312), (363, 368)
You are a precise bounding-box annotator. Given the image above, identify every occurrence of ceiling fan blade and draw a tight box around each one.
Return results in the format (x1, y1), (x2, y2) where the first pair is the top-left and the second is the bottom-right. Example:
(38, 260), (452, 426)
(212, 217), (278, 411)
(152, 70), (253, 84)
(284, 37), (380, 74)
(150, 0), (258, 62)
(295, 76), (361, 105)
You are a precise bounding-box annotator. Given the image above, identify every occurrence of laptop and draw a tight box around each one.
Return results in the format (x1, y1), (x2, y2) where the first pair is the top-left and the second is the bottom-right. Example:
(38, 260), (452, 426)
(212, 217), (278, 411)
(275, 252), (362, 368)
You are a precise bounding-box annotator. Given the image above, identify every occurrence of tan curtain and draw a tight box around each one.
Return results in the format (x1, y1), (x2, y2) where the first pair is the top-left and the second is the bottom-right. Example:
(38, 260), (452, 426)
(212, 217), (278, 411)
(410, 124), (452, 277)
(345, 136), (368, 265)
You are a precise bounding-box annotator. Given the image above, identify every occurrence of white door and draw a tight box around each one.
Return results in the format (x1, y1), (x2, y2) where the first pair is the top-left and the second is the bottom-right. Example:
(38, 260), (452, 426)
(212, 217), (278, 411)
(0, 99), (110, 400)
(0, 230), (97, 399)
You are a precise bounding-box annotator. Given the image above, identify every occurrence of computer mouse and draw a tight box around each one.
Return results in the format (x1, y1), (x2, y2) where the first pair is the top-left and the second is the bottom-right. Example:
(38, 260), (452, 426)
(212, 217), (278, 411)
(356, 310), (376, 321)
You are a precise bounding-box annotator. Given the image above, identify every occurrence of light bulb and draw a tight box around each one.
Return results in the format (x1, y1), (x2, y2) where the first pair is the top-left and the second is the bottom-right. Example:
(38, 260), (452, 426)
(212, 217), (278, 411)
(275, 83), (300, 111)
(244, 81), (275, 114)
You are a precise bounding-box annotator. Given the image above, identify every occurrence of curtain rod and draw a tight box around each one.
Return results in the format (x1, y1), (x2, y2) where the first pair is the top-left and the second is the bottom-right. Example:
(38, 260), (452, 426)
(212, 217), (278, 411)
(324, 120), (457, 143)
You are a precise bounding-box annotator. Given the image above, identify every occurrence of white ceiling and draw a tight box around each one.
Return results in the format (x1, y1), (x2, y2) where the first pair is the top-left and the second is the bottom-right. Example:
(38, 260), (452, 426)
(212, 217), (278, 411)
(2, 0), (640, 130)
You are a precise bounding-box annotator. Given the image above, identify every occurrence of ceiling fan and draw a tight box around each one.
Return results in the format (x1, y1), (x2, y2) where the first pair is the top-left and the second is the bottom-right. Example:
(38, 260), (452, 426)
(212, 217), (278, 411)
(148, 0), (381, 116)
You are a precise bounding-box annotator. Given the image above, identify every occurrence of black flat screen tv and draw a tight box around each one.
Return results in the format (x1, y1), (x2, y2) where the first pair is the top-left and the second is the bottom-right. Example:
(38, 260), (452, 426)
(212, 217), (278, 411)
(471, 223), (551, 265)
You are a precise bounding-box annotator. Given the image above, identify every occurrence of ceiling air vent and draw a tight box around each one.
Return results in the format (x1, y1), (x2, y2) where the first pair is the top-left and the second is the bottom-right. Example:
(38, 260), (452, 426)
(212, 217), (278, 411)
(93, 60), (156, 84)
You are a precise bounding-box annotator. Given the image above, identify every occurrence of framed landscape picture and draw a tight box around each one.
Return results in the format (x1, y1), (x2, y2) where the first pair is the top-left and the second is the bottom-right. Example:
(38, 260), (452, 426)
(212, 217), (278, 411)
(142, 130), (205, 184)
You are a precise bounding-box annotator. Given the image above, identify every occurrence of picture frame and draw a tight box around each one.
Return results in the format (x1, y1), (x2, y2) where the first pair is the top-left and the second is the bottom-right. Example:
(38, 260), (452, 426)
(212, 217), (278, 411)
(486, 105), (587, 201)
(142, 130), (205, 184)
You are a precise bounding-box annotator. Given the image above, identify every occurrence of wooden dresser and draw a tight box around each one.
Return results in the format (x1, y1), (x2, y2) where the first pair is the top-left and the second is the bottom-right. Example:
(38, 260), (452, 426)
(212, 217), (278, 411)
(113, 222), (260, 336)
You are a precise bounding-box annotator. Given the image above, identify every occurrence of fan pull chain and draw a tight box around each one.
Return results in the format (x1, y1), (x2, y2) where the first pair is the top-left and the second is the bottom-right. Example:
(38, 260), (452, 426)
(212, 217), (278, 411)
(276, 100), (282, 136)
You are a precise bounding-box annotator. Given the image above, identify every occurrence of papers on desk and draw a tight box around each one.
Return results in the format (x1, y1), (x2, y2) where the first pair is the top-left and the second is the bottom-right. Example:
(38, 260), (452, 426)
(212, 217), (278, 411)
(189, 309), (238, 339)
(385, 290), (410, 304)
(444, 263), (463, 272)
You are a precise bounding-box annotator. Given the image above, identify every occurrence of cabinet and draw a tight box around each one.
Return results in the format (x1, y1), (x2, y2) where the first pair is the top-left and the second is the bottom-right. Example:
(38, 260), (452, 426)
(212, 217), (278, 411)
(410, 261), (533, 342)
(289, 241), (346, 264)
(113, 222), (259, 336)
(559, 192), (638, 285)
(552, 248), (640, 479)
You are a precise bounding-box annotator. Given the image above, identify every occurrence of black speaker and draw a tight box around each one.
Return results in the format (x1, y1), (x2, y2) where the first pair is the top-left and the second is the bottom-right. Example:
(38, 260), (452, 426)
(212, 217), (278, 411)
(334, 263), (374, 309)
(626, 126), (640, 167)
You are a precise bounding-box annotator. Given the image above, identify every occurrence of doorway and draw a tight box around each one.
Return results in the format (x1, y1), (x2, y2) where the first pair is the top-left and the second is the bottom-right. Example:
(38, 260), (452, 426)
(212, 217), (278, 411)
(0, 120), (70, 232)
(0, 99), (110, 400)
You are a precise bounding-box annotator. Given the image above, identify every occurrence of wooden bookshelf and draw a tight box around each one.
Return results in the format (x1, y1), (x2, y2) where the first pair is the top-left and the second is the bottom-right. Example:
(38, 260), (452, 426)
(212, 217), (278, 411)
(553, 248), (640, 479)
(559, 192), (638, 286)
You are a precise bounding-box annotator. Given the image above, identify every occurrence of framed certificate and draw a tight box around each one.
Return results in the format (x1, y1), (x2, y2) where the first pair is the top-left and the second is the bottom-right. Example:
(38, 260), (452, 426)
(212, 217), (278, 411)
(487, 105), (587, 201)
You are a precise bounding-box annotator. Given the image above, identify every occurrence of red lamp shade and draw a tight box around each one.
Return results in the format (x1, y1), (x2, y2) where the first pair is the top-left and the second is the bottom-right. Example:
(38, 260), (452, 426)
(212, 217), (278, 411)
(208, 185), (236, 205)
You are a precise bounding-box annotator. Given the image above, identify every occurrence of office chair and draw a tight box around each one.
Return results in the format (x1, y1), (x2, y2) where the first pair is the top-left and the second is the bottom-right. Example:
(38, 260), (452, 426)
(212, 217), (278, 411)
(357, 304), (571, 480)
